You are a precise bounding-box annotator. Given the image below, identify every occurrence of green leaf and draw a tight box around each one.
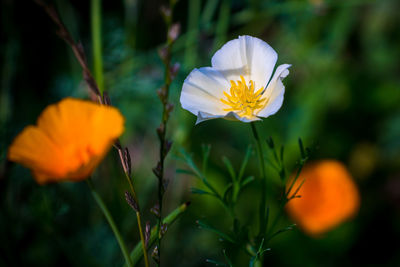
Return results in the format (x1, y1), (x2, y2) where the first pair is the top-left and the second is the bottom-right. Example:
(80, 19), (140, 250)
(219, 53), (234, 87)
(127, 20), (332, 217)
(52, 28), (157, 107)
(191, 187), (215, 196)
(127, 202), (190, 266)
(266, 136), (274, 149)
(176, 169), (195, 176)
(240, 176), (254, 187)
(222, 249), (233, 267)
(280, 145), (285, 163)
(201, 144), (211, 174)
(197, 220), (236, 243)
(279, 168), (286, 180)
(298, 138), (306, 159)
(222, 183), (233, 202)
(238, 145), (252, 182)
(222, 156), (236, 182)
(249, 256), (256, 267)
(178, 147), (203, 178)
(268, 224), (296, 241)
(249, 238), (271, 267)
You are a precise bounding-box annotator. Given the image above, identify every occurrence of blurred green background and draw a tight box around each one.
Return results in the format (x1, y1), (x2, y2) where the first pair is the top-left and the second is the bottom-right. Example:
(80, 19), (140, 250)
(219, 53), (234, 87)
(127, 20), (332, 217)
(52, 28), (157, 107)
(1, 0), (400, 266)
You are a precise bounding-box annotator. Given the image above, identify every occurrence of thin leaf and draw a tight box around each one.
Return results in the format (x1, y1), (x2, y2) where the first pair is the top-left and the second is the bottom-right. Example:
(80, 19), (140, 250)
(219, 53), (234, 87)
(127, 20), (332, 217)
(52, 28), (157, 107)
(201, 0), (219, 26)
(268, 224), (296, 241)
(288, 178), (306, 200)
(176, 169), (195, 176)
(201, 144), (211, 174)
(128, 202), (190, 266)
(191, 187), (215, 196)
(279, 167), (286, 181)
(280, 145), (285, 163)
(298, 138), (306, 159)
(286, 163), (305, 198)
(222, 156), (236, 182)
(222, 183), (233, 202)
(197, 220), (236, 243)
(238, 145), (252, 182)
(265, 207), (270, 236)
(222, 249), (233, 267)
(240, 176), (254, 187)
(249, 256), (256, 267)
(178, 148), (203, 178)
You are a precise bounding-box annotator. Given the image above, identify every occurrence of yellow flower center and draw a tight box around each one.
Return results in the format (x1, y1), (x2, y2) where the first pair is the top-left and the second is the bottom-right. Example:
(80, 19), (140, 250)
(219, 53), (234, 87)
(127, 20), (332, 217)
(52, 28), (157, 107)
(220, 75), (268, 118)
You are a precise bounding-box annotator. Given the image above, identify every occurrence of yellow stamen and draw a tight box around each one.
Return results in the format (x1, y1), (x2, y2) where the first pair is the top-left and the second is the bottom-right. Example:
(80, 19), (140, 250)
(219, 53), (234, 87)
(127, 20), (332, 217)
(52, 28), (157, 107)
(220, 75), (268, 118)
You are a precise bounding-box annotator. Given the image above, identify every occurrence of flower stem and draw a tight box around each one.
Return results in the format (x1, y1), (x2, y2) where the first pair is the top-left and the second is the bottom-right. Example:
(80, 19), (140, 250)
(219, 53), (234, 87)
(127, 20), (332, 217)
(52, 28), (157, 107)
(125, 202), (190, 267)
(250, 122), (268, 239)
(155, 2), (178, 265)
(86, 179), (133, 267)
(124, 172), (150, 267)
(91, 0), (104, 95)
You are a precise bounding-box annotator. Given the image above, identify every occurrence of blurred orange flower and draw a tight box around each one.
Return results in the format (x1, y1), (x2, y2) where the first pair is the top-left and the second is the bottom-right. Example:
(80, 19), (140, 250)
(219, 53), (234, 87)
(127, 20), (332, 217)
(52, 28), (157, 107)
(8, 98), (124, 184)
(285, 160), (360, 236)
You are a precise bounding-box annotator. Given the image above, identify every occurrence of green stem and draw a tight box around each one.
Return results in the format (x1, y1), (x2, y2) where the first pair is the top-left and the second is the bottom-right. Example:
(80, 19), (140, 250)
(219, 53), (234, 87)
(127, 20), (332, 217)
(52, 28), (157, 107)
(184, 0), (200, 69)
(125, 202), (190, 267)
(250, 122), (268, 239)
(123, 172), (150, 267)
(212, 0), (230, 53)
(91, 0), (104, 94)
(86, 179), (133, 267)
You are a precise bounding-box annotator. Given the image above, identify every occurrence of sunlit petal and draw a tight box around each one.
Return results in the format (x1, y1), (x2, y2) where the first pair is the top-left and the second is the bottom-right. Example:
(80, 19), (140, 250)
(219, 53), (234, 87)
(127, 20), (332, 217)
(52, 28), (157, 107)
(8, 98), (125, 184)
(286, 160), (360, 236)
(257, 64), (291, 118)
(211, 35), (278, 89)
(180, 35), (289, 124)
(181, 67), (230, 116)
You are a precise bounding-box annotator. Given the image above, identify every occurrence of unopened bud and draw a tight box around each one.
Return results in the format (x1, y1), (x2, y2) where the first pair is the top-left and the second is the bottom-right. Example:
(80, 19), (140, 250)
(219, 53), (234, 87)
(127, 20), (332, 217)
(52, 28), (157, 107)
(160, 6), (171, 21)
(160, 223), (168, 236)
(163, 140), (172, 157)
(168, 23), (180, 42)
(156, 124), (165, 139)
(150, 203), (160, 217)
(123, 148), (132, 176)
(152, 246), (160, 263)
(170, 62), (180, 80)
(166, 103), (174, 114)
(145, 221), (151, 247)
(158, 46), (168, 62)
(103, 91), (111, 106)
(163, 178), (169, 192)
(125, 191), (139, 212)
(152, 161), (162, 178)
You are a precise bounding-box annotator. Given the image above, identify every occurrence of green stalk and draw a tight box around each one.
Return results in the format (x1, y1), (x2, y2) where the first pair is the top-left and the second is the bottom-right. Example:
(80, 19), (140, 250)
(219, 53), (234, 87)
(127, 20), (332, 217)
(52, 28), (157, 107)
(124, 202), (190, 266)
(91, 0), (104, 94)
(250, 122), (268, 266)
(123, 172), (150, 267)
(250, 122), (268, 239)
(86, 179), (133, 267)
(212, 0), (230, 53)
(184, 0), (200, 69)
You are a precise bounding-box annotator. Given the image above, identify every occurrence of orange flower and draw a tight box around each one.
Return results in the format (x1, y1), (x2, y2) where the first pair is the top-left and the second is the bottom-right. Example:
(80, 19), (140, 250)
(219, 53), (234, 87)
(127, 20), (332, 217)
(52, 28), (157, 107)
(285, 160), (360, 236)
(8, 98), (124, 184)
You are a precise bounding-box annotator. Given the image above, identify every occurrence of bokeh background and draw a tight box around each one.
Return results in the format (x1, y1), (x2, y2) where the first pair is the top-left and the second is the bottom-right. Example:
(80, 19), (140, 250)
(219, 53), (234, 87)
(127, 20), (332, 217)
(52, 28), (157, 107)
(1, 0), (400, 266)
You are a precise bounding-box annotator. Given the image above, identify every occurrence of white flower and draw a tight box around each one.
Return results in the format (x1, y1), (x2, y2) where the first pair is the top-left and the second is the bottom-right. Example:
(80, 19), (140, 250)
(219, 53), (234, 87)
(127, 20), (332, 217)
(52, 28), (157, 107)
(180, 35), (291, 124)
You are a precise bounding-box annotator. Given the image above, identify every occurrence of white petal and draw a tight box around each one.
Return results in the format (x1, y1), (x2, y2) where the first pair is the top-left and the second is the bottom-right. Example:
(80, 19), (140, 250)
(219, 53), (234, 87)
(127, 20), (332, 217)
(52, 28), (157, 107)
(211, 35), (278, 90)
(180, 67), (230, 117)
(257, 64), (291, 118)
(196, 112), (225, 124)
(196, 111), (261, 124)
